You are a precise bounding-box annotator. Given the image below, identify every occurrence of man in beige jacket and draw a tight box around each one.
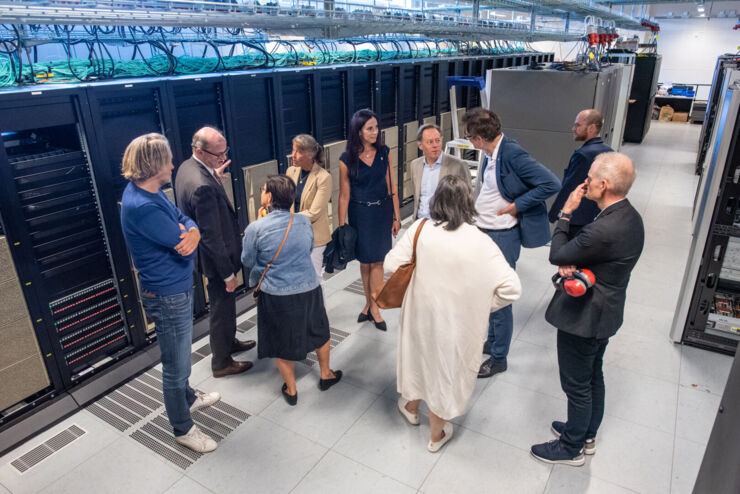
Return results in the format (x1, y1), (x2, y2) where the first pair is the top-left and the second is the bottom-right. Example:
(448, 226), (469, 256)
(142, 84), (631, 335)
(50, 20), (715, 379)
(411, 124), (472, 220)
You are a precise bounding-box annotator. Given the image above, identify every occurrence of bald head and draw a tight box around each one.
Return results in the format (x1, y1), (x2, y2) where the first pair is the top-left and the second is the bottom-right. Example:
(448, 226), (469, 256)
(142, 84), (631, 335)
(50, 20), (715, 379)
(192, 126), (228, 168)
(592, 152), (635, 197)
(573, 109), (603, 141)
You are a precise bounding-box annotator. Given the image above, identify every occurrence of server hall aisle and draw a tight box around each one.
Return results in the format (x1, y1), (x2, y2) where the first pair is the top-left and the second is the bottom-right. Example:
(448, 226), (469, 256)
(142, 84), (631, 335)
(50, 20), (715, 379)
(0, 121), (734, 494)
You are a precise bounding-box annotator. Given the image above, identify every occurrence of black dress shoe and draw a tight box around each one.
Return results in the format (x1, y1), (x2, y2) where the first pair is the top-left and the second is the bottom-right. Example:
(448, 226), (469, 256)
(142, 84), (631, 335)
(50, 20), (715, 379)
(478, 357), (507, 379)
(357, 312), (370, 323)
(318, 370), (343, 391)
(371, 315), (387, 331)
(282, 383), (297, 406)
(231, 339), (256, 354)
(213, 360), (253, 378)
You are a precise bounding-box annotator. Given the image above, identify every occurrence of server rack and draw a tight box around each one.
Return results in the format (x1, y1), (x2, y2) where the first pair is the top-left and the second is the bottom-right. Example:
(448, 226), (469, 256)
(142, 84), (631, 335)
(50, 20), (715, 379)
(623, 53), (661, 144)
(696, 55), (740, 175)
(0, 52), (548, 452)
(671, 81), (740, 355)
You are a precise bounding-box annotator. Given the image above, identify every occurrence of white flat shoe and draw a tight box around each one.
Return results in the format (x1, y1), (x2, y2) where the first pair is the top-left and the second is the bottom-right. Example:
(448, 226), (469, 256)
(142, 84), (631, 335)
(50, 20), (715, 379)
(428, 422), (453, 453)
(397, 397), (420, 425)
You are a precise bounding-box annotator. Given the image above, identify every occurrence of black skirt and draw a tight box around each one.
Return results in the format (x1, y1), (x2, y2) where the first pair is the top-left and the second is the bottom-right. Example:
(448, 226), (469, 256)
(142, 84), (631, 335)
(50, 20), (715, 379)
(256, 286), (330, 361)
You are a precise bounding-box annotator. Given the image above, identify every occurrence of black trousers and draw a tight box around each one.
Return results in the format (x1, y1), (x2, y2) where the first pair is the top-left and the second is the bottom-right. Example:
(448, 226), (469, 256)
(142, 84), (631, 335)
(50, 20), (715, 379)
(206, 277), (238, 370)
(557, 329), (609, 455)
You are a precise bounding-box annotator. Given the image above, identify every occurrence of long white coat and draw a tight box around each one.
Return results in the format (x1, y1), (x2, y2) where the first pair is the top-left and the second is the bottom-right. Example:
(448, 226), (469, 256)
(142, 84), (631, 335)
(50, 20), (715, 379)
(384, 219), (522, 420)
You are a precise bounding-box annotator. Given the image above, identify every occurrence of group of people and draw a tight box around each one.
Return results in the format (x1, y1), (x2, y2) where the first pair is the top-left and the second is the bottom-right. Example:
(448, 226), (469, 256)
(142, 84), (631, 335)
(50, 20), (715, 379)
(120, 105), (644, 466)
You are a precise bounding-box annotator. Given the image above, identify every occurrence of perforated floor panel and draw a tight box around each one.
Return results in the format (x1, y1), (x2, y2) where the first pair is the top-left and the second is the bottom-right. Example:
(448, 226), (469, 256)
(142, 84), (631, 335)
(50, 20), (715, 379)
(10, 425), (86, 474)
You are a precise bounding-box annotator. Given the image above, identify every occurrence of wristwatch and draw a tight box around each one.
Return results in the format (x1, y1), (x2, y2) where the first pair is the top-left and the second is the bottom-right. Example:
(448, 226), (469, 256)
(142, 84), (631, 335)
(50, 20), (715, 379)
(558, 210), (572, 221)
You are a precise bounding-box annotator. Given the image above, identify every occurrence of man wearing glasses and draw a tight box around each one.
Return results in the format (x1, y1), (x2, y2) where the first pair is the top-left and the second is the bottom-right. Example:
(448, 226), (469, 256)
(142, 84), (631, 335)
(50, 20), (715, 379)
(175, 126), (255, 378)
(462, 108), (561, 378)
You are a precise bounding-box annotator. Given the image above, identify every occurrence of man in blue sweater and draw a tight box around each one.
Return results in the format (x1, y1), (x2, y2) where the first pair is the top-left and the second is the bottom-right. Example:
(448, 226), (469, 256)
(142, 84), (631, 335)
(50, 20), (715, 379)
(120, 133), (221, 454)
(548, 109), (613, 239)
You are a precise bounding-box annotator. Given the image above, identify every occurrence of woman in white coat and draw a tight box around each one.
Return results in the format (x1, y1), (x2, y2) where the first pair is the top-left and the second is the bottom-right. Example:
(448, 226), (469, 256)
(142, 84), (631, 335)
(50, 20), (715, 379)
(384, 175), (522, 452)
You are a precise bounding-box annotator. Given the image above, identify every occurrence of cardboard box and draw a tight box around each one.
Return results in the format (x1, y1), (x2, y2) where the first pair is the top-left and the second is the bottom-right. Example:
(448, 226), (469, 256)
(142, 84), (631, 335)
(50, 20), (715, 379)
(659, 105), (674, 122)
(672, 112), (689, 122)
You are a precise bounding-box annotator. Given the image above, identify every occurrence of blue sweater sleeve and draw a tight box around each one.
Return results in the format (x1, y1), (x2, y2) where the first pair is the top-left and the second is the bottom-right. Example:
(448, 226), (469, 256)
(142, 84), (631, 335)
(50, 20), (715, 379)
(135, 203), (189, 252)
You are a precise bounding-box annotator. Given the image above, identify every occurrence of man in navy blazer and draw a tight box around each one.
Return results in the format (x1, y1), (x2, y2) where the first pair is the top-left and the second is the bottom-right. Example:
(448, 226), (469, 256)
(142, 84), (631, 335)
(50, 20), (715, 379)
(463, 108), (561, 378)
(531, 152), (644, 466)
(548, 109), (613, 239)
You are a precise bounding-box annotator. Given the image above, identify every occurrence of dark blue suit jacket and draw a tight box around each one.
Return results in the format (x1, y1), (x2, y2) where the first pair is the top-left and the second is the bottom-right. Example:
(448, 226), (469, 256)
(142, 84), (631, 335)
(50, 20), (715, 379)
(548, 137), (613, 226)
(475, 136), (561, 248)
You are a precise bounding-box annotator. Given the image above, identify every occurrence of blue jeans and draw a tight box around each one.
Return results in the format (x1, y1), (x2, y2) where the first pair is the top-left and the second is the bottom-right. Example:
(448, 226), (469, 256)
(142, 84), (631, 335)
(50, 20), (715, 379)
(141, 289), (196, 437)
(484, 226), (521, 361)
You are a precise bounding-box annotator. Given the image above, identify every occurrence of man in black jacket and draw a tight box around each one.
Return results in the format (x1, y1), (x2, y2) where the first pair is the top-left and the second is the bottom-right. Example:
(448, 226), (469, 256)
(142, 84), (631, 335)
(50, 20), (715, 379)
(531, 152), (644, 466)
(175, 127), (255, 378)
(548, 109), (613, 239)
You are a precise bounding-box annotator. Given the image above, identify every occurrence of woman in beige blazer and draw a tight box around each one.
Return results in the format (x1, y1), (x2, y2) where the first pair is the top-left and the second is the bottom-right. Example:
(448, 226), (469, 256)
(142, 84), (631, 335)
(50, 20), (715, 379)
(286, 134), (332, 278)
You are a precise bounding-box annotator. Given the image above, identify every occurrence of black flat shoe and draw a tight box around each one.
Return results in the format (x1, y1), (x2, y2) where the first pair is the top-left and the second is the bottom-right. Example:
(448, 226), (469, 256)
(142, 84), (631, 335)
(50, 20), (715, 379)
(357, 312), (370, 323)
(318, 370), (343, 391)
(282, 383), (297, 406)
(371, 315), (387, 331)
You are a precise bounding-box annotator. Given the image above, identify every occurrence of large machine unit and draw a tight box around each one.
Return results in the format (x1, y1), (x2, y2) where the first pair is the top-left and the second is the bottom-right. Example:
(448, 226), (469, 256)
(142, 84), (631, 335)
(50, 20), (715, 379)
(671, 77), (740, 355)
(487, 63), (630, 194)
(0, 51), (553, 453)
(622, 53), (661, 144)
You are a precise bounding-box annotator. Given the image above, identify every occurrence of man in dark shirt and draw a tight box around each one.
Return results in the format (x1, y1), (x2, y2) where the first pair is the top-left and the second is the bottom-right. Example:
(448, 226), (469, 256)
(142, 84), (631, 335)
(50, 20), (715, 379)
(548, 109), (613, 239)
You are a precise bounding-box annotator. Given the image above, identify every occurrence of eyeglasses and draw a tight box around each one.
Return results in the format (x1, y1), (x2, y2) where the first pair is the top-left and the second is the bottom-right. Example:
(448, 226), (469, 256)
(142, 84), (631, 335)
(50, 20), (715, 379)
(201, 146), (230, 158)
(464, 133), (476, 140)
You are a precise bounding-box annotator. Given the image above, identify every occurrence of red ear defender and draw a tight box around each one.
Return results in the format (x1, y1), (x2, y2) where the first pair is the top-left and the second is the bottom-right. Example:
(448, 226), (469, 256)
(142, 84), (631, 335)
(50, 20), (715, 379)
(551, 269), (596, 297)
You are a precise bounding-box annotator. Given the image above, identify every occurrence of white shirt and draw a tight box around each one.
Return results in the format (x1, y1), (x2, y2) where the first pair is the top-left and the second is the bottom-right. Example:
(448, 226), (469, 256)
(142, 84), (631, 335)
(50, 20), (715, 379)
(418, 154), (442, 219)
(192, 155), (235, 283)
(475, 138), (519, 230)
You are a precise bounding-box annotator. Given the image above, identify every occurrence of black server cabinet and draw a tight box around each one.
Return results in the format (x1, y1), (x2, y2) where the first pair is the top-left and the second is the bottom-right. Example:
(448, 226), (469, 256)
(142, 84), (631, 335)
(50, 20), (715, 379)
(437, 62), (452, 113)
(315, 68), (348, 143)
(674, 87), (740, 355)
(348, 66), (374, 115)
(623, 54), (661, 143)
(275, 72), (314, 165)
(0, 89), (139, 390)
(378, 66), (397, 129)
(225, 73), (277, 170)
(419, 63), (435, 119)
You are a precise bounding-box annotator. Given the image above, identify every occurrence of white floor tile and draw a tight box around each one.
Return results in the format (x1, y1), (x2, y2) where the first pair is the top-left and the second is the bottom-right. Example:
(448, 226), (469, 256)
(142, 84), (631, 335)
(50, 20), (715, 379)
(326, 333), (397, 394)
(38, 437), (182, 494)
(603, 366), (678, 435)
(544, 466), (639, 494)
(163, 477), (215, 494)
(333, 396), (443, 489)
(605, 326), (683, 385)
(586, 415), (674, 494)
(670, 438), (706, 494)
(680, 345), (734, 395)
(675, 385), (721, 445)
(457, 380), (566, 452)
(515, 296), (559, 350)
(421, 426), (551, 494)
(0, 410), (121, 494)
(498, 339), (563, 400)
(187, 416), (326, 494)
(292, 450), (416, 494)
(260, 379), (377, 448)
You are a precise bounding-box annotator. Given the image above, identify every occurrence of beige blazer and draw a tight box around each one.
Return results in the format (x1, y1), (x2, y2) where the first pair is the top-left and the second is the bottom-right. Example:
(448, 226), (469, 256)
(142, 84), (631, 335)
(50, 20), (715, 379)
(411, 152), (472, 219)
(286, 164), (332, 247)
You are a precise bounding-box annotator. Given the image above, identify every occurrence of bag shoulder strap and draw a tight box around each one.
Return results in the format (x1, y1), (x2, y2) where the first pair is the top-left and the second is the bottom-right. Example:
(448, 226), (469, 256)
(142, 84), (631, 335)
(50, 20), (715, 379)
(385, 149), (395, 198)
(410, 218), (427, 264)
(255, 213), (294, 293)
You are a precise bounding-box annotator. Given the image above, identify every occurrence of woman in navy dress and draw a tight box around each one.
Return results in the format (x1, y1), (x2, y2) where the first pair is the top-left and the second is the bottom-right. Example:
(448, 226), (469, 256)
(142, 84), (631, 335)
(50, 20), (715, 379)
(338, 109), (401, 331)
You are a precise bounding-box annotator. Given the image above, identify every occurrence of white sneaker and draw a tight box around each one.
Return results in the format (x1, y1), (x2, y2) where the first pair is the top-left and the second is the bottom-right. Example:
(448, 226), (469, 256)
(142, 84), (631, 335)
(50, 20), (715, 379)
(190, 390), (221, 412)
(397, 397), (420, 426)
(428, 422), (454, 453)
(175, 425), (217, 453)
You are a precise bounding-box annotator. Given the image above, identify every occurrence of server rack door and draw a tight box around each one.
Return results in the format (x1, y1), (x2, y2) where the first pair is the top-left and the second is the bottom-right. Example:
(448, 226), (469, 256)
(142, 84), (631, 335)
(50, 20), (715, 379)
(467, 60), (483, 109)
(681, 88), (740, 355)
(349, 67), (374, 116)
(276, 72), (314, 165)
(419, 63), (435, 119)
(438, 62), (451, 114)
(1, 90), (138, 388)
(378, 66), (398, 130)
(317, 69), (348, 143)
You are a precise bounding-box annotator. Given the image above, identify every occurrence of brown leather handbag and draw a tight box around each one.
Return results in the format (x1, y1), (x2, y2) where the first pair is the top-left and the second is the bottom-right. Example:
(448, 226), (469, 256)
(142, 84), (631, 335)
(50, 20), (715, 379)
(253, 213), (294, 300)
(373, 219), (427, 309)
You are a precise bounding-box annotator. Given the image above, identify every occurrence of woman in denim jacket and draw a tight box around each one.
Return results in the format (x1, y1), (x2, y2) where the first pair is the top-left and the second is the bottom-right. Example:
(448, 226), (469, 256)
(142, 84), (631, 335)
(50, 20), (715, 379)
(242, 175), (342, 405)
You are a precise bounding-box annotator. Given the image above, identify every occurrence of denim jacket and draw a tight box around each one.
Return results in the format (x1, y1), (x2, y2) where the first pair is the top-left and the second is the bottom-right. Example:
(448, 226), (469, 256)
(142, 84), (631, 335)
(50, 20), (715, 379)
(241, 209), (319, 295)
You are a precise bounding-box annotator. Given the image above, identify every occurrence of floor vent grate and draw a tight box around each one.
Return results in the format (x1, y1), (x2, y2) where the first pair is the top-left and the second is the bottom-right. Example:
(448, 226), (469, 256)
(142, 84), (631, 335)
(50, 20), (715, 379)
(191, 343), (213, 363)
(10, 425), (86, 474)
(129, 397), (249, 469)
(86, 369), (164, 431)
(301, 327), (350, 367)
